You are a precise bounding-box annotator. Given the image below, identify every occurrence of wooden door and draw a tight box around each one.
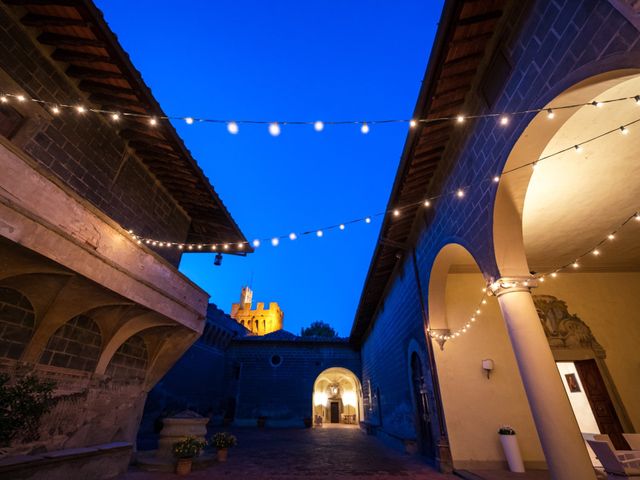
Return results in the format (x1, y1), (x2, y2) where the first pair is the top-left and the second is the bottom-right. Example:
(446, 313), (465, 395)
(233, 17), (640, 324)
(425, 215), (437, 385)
(330, 402), (340, 423)
(575, 359), (628, 450)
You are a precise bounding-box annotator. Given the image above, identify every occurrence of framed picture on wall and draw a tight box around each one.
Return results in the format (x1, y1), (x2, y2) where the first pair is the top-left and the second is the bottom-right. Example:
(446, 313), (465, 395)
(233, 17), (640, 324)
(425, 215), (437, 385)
(565, 373), (581, 392)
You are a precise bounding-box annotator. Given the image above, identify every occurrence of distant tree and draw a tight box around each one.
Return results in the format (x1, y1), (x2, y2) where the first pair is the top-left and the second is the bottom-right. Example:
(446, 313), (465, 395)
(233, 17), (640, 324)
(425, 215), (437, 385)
(300, 321), (337, 338)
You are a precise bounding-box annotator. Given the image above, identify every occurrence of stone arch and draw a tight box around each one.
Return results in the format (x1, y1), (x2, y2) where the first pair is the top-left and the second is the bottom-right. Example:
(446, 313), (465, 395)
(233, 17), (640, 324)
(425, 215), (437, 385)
(105, 333), (148, 381)
(493, 68), (640, 276)
(427, 243), (545, 470)
(312, 367), (362, 426)
(0, 286), (36, 359)
(39, 314), (102, 372)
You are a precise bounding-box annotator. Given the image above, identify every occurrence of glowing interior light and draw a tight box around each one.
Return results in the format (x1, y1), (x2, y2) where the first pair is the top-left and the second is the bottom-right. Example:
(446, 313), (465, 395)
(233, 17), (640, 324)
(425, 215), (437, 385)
(360, 122), (369, 134)
(314, 121), (324, 132)
(313, 392), (328, 407)
(342, 391), (357, 408)
(227, 121), (239, 134)
(269, 122), (281, 136)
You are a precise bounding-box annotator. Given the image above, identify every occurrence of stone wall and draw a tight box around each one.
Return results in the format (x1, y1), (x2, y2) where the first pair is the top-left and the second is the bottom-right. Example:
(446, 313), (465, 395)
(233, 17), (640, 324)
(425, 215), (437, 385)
(0, 5), (190, 266)
(359, 0), (640, 460)
(228, 338), (361, 427)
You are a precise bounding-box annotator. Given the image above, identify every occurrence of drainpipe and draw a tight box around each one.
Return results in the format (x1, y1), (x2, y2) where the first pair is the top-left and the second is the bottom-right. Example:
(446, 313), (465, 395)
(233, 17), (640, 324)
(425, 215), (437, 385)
(410, 247), (452, 473)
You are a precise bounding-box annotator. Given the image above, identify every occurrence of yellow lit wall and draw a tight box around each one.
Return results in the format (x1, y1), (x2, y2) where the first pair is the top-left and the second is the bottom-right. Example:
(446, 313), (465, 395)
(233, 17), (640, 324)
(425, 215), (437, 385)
(230, 287), (284, 336)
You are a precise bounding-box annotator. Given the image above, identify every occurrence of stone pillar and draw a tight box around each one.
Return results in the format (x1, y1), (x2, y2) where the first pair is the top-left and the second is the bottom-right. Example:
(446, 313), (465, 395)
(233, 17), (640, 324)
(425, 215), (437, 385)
(490, 278), (596, 480)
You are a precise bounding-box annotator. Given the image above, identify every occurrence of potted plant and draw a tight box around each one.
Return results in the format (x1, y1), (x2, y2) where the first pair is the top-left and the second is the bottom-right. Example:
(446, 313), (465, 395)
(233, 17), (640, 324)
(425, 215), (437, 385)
(212, 432), (237, 462)
(257, 416), (267, 428)
(498, 426), (525, 473)
(172, 436), (206, 475)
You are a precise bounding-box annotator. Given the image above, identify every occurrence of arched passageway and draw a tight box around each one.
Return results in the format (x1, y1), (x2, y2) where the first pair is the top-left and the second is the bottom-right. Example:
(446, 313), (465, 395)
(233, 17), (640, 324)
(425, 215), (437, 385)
(312, 367), (362, 427)
(492, 69), (640, 475)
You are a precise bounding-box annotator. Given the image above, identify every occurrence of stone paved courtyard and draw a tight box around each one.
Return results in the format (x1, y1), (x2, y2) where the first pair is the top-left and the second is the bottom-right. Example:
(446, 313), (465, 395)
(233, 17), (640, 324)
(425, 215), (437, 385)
(121, 427), (458, 479)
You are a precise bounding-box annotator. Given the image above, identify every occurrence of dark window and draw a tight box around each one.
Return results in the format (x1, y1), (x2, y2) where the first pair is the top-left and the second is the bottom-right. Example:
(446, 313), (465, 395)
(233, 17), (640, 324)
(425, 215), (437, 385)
(270, 354), (282, 367)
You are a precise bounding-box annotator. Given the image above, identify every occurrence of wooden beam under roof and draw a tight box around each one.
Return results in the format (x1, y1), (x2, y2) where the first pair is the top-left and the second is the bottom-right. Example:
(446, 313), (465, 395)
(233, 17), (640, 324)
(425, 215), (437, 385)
(52, 49), (114, 64)
(21, 13), (87, 27)
(4, 0), (80, 5)
(78, 80), (136, 97)
(66, 65), (124, 80)
(37, 32), (105, 48)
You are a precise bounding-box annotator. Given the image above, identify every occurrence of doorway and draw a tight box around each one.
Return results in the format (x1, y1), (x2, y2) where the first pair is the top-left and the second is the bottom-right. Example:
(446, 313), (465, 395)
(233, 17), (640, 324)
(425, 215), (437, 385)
(330, 402), (340, 423)
(557, 361), (627, 450)
(312, 367), (362, 427)
(410, 352), (434, 458)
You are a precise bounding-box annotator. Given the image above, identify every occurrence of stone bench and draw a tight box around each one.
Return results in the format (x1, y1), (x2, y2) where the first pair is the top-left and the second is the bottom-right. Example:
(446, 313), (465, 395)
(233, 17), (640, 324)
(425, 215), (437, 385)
(0, 442), (132, 480)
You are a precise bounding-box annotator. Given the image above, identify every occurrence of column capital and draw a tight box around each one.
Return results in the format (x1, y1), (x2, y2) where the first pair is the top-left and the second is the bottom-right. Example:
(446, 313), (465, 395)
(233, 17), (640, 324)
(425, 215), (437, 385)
(488, 277), (537, 297)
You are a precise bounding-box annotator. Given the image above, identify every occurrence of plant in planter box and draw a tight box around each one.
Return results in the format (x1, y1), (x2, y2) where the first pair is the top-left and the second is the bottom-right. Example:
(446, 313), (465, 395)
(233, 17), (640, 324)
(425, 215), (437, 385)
(172, 436), (206, 475)
(211, 432), (237, 462)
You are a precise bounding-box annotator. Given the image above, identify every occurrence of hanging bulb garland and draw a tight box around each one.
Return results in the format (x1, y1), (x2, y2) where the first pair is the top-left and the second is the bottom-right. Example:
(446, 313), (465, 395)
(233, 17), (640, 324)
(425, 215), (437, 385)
(429, 209), (640, 345)
(2, 89), (640, 135)
(126, 112), (640, 251)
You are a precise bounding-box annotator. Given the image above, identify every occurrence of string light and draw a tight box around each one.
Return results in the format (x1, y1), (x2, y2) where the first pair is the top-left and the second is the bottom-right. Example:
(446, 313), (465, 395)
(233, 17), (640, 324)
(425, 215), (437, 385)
(269, 122), (281, 136)
(316, 230), (324, 237)
(76, 105), (86, 113)
(593, 101), (604, 108)
(314, 121), (324, 132)
(361, 122), (370, 134)
(574, 145), (583, 153)
(493, 176), (500, 183)
(424, 200), (431, 207)
(271, 238), (279, 247)
(289, 232), (297, 240)
(185, 117), (194, 125)
(111, 113), (120, 121)
(149, 117), (157, 126)
(51, 106), (60, 114)
(16, 95), (25, 102)
(365, 217), (371, 224)
(393, 209), (400, 217)
(409, 119), (417, 128)
(456, 115), (465, 123)
(620, 126), (629, 135)
(0, 96), (7, 103)
(227, 122), (239, 134)
(339, 224), (345, 230)
(499, 115), (509, 125)
(456, 189), (465, 198)
(547, 109), (555, 119)
(252, 239), (261, 248)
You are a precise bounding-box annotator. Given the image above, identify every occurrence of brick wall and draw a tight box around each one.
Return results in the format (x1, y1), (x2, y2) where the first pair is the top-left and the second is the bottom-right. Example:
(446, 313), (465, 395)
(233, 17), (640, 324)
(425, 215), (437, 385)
(360, 0), (640, 454)
(0, 286), (35, 359)
(39, 315), (102, 372)
(228, 339), (361, 426)
(0, 5), (190, 266)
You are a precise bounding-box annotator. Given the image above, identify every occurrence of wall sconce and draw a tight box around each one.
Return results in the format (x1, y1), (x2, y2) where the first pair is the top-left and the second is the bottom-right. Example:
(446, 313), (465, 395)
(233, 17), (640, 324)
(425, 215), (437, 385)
(482, 359), (494, 379)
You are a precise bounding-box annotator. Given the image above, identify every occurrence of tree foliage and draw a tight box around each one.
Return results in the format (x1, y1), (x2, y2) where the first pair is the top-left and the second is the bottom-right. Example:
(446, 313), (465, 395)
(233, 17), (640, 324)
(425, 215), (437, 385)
(0, 373), (55, 446)
(300, 321), (337, 338)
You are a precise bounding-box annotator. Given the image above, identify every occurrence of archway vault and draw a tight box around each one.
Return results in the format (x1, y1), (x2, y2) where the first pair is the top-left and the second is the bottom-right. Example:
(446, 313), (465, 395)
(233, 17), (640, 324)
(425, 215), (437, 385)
(312, 367), (362, 427)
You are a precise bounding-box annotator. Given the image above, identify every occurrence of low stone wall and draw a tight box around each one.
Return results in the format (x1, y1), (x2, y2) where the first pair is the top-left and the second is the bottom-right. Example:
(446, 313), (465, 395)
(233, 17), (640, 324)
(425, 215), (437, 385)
(0, 442), (132, 480)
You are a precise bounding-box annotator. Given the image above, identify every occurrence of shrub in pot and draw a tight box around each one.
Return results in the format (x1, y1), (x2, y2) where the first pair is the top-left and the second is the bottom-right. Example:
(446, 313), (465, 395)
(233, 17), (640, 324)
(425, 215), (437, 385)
(212, 432), (237, 462)
(172, 436), (206, 475)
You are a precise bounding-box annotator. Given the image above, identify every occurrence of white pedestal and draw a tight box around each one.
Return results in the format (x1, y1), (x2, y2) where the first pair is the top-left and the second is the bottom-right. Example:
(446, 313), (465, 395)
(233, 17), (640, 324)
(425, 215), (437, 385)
(500, 434), (525, 473)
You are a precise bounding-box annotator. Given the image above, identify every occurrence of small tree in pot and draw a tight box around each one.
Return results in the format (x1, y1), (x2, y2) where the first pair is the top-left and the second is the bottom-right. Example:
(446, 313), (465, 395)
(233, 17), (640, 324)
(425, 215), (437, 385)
(172, 436), (206, 475)
(212, 432), (237, 462)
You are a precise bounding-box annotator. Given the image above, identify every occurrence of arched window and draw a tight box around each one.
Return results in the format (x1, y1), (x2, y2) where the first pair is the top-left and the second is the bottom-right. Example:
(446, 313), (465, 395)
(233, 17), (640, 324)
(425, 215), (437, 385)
(40, 315), (101, 371)
(106, 334), (148, 380)
(0, 287), (35, 359)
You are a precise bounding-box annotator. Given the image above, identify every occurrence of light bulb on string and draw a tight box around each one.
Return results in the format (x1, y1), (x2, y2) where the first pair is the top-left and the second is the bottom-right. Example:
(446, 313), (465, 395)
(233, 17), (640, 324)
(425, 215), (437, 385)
(499, 115), (509, 125)
(592, 249), (600, 256)
(456, 189), (465, 198)
(223, 244), (229, 250)
(360, 122), (369, 134)
(393, 209), (400, 217)
(316, 230), (324, 237)
(608, 234), (615, 240)
(620, 126), (629, 135)
(547, 109), (555, 119)
(572, 261), (579, 268)
(456, 115), (465, 123)
(0, 96), (7, 103)
(252, 239), (261, 248)
(149, 117), (157, 126)
(76, 105), (86, 113)
(593, 101), (604, 108)
(574, 145), (583, 153)
(424, 200), (431, 207)
(365, 217), (371, 224)
(211, 245), (217, 251)
(227, 122), (239, 134)
(238, 243), (244, 250)
(289, 233), (297, 241)
(51, 106), (60, 114)
(314, 121), (324, 132)
(271, 238), (279, 247)
(409, 119), (417, 128)
(635, 95), (640, 105)
(339, 224), (345, 230)
(111, 113), (120, 121)
(185, 117), (194, 125)
(635, 213), (640, 221)
(16, 95), (25, 102)
(269, 122), (281, 136)
(493, 175), (500, 183)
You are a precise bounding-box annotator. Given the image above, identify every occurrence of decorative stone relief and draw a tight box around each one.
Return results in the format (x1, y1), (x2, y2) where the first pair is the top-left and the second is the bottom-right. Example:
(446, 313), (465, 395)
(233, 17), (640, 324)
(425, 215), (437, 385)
(532, 295), (605, 358)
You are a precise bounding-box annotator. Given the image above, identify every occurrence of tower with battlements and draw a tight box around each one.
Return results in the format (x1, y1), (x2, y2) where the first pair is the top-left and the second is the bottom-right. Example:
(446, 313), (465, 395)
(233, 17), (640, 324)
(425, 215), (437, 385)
(230, 287), (284, 335)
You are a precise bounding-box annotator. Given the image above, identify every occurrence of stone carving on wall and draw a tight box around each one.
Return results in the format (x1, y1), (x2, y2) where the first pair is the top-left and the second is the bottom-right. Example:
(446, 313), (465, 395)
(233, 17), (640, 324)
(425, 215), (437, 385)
(532, 295), (605, 358)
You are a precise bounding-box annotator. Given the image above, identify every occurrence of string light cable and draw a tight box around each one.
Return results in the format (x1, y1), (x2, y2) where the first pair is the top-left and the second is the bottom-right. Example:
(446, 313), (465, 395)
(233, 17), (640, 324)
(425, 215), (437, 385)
(126, 112), (640, 250)
(429, 209), (640, 344)
(1, 89), (640, 135)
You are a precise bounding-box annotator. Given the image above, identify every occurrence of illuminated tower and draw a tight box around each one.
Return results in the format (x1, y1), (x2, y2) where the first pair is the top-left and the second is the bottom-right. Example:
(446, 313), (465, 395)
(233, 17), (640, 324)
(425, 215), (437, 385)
(230, 286), (284, 335)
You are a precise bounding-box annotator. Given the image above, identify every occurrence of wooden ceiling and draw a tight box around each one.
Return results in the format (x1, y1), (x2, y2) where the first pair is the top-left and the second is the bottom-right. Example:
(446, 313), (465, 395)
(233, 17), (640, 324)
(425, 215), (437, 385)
(2, 0), (249, 250)
(350, 0), (507, 342)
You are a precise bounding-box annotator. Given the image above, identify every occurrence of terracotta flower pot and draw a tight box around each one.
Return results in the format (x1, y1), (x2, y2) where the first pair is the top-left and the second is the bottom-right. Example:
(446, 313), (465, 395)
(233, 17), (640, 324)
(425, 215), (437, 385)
(217, 448), (228, 462)
(176, 458), (193, 475)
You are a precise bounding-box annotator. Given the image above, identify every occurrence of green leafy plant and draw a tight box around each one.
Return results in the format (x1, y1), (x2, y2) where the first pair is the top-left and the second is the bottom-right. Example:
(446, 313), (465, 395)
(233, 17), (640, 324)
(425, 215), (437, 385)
(211, 432), (237, 450)
(172, 436), (206, 459)
(498, 425), (516, 435)
(0, 373), (55, 446)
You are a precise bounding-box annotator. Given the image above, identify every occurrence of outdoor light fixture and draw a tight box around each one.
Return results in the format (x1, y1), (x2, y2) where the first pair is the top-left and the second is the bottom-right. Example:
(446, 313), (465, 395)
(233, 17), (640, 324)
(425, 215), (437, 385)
(482, 359), (494, 379)
(213, 253), (223, 266)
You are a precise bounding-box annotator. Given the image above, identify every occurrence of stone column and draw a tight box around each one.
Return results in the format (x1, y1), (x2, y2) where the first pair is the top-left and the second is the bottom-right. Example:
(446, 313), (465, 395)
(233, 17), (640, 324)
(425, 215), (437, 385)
(490, 278), (596, 480)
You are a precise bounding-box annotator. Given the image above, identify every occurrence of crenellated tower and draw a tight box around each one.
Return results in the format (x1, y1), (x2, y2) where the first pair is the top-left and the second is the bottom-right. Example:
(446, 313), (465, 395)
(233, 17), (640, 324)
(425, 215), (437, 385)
(230, 286), (284, 335)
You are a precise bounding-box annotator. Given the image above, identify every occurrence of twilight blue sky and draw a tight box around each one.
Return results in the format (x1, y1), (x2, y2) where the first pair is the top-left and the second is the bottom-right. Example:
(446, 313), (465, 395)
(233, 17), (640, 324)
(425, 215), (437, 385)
(96, 1), (443, 336)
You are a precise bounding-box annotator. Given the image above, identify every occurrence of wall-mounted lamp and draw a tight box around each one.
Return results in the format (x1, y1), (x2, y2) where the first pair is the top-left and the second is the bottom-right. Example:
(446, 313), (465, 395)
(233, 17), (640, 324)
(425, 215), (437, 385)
(482, 359), (494, 379)
(213, 253), (223, 266)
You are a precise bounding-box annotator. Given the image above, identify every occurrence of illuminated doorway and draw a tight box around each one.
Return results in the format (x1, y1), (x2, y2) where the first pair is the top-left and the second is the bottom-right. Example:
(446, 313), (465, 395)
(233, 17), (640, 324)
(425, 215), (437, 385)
(312, 367), (362, 427)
